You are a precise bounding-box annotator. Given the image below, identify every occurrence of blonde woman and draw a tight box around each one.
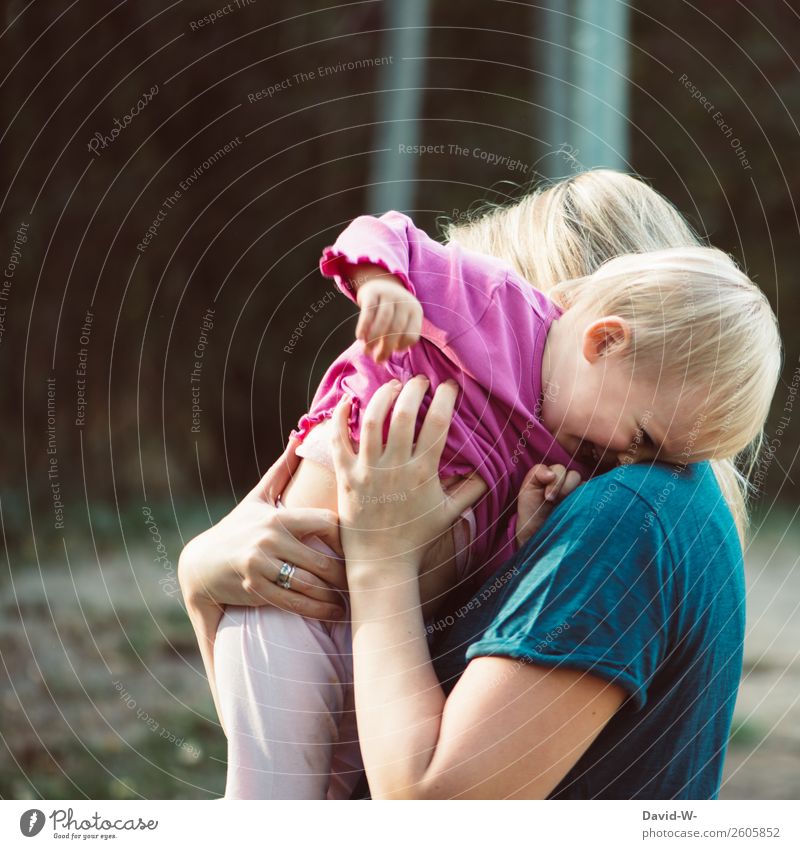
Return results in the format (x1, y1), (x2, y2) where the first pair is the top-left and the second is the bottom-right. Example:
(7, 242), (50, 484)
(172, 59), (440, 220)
(178, 170), (781, 799)
(333, 374), (755, 798)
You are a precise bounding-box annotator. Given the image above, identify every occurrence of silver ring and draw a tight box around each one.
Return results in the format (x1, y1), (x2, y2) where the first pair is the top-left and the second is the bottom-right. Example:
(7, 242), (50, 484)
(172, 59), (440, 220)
(276, 561), (296, 590)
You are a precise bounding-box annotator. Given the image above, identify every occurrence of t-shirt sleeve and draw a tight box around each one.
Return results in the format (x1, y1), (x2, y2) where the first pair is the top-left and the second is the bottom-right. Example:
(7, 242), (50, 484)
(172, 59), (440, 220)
(319, 210), (511, 347)
(464, 482), (674, 711)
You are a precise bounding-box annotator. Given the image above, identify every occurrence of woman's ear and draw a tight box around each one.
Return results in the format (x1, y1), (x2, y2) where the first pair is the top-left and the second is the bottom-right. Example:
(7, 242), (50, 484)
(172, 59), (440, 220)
(581, 315), (632, 363)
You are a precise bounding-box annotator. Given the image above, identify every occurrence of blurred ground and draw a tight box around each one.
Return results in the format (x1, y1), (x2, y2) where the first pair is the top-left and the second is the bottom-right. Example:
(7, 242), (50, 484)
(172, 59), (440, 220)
(721, 504), (800, 800)
(0, 532), (227, 799)
(0, 504), (797, 799)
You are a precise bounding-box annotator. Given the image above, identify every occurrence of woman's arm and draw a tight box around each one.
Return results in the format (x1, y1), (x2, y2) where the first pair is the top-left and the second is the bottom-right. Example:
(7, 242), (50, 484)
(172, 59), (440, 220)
(345, 570), (623, 799)
(177, 443), (348, 725)
(180, 588), (226, 731)
(331, 378), (624, 799)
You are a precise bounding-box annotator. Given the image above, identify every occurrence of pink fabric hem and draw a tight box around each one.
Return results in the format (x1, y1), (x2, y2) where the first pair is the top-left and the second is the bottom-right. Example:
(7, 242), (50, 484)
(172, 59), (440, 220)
(452, 507), (477, 581)
(319, 247), (416, 299)
(289, 392), (361, 447)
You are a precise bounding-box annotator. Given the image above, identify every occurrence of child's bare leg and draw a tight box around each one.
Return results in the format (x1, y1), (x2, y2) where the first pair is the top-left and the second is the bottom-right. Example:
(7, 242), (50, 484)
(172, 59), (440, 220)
(277, 451), (460, 616)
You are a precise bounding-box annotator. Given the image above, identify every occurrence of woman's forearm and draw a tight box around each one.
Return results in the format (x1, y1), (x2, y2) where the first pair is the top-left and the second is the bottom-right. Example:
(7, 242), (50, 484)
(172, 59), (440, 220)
(347, 562), (446, 800)
(185, 595), (227, 736)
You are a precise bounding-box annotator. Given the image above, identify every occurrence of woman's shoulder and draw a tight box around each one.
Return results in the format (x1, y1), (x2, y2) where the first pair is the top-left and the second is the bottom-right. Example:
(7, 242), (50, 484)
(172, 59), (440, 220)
(576, 459), (722, 516)
(578, 458), (715, 502)
(561, 460), (741, 568)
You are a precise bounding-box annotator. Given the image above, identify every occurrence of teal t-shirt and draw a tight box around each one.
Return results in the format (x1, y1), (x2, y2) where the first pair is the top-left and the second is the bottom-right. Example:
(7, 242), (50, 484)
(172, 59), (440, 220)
(430, 460), (745, 799)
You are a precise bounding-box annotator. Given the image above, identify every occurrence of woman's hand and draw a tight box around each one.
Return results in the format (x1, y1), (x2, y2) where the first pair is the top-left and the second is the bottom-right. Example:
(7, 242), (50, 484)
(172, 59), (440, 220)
(178, 441), (347, 622)
(514, 463), (583, 548)
(331, 375), (486, 576)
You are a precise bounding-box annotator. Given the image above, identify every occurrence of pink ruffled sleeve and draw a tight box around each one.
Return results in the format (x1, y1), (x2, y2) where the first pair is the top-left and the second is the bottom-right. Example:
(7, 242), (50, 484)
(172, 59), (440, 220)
(320, 211), (417, 300)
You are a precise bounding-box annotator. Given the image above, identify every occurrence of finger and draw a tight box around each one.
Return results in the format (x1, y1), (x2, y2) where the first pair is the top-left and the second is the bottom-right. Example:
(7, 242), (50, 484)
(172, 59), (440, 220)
(385, 375), (429, 461)
(273, 506), (344, 557)
(441, 473), (464, 492)
(374, 329), (397, 363)
(267, 562), (344, 605)
(365, 300), (394, 351)
(386, 312), (414, 358)
(254, 582), (346, 622)
(355, 301), (369, 342)
(393, 306), (417, 351)
(531, 465), (557, 486)
(543, 470), (566, 501)
(356, 309), (371, 343)
(544, 464), (568, 502)
(382, 306), (415, 359)
(356, 290), (378, 342)
(360, 380), (402, 465)
(365, 325), (392, 364)
(266, 529), (347, 591)
(415, 380), (458, 466)
(331, 395), (357, 476)
(241, 563), (341, 606)
(446, 473), (488, 518)
(404, 305), (423, 348)
(391, 309), (412, 351)
(246, 439), (301, 504)
(518, 464), (550, 494)
(559, 470), (583, 500)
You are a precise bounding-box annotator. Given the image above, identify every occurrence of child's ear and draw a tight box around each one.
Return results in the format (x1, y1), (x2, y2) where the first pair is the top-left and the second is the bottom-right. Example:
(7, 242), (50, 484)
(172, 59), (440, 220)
(582, 316), (631, 363)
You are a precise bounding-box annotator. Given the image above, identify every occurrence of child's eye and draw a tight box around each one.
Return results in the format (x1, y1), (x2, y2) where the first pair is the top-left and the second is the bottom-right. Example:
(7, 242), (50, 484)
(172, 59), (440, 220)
(640, 428), (656, 450)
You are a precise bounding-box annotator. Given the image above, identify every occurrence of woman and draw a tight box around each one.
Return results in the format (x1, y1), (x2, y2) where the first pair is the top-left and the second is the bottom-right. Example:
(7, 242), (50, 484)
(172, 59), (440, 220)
(178, 170), (767, 797)
(328, 377), (747, 799)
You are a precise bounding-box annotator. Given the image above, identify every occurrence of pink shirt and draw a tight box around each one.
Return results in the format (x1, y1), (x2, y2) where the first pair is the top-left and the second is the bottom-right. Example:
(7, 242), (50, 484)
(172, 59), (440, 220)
(290, 211), (591, 586)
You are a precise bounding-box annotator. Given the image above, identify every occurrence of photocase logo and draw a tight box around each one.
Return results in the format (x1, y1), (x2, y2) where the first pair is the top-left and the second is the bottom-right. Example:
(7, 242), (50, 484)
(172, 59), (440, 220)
(19, 809), (46, 837)
(15, 807), (159, 838)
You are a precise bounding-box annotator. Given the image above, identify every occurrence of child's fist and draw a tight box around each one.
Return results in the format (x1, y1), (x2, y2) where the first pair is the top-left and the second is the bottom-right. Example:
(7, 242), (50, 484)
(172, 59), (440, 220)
(515, 463), (583, 548)
(355, 278), (423, 363)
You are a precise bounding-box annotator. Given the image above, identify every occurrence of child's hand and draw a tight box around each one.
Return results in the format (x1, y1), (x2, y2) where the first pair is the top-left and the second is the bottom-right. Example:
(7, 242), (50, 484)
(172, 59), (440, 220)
(355, 278), (423, 363)
(515, 463), (583, 548)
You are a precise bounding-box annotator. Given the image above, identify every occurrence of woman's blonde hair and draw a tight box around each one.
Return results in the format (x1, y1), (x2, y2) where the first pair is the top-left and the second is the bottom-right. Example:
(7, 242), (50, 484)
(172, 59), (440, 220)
(442, 169), (782, 546)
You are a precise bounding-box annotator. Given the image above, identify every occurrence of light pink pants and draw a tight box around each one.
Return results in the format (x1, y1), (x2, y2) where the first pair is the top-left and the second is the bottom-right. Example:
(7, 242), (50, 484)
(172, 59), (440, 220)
(213, 501), (475, 799)
(213, 529), (361, 800)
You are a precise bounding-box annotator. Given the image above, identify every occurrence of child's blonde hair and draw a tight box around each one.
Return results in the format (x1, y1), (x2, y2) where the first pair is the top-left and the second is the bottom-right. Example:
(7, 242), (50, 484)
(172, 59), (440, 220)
(442, 169), (782, 546)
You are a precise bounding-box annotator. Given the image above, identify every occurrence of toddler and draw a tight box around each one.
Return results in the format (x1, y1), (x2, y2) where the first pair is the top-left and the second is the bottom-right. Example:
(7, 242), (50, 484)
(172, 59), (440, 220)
(214, 180), (780, 799)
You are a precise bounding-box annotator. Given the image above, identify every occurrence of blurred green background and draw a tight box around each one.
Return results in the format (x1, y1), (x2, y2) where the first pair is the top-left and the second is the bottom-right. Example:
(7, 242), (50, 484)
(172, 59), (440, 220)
(1, 0), (798, 799)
